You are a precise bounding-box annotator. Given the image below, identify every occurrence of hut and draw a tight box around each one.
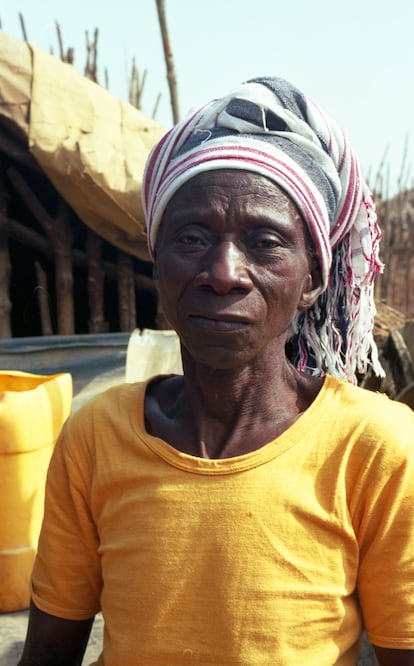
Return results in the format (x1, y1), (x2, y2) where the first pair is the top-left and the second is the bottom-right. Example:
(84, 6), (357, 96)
(0, 30), (165, 339)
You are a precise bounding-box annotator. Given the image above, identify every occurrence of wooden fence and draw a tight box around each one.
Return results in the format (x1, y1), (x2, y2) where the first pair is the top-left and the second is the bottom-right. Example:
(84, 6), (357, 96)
(374, 188), (414, 319)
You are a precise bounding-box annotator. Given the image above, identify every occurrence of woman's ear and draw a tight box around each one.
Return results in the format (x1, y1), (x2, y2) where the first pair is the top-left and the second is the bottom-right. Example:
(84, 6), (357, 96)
(297, 264), (324, 312)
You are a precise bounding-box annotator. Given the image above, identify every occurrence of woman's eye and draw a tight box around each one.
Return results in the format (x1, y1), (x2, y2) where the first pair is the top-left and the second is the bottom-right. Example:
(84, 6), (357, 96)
(253, 236), (281, 250)
(175, 229), (208, 248)
(179, 234), (204, 245)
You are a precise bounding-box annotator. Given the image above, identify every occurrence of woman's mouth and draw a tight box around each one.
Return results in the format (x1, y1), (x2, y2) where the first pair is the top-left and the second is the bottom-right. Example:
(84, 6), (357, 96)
(188, 314), (251, 331)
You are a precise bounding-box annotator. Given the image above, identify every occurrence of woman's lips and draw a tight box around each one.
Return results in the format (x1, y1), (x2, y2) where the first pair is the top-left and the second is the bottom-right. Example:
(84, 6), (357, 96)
(188, 314), (251, 331)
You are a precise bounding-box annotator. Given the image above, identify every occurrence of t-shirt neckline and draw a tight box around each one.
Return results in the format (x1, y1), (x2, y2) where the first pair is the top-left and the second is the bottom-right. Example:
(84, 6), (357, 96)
(134, 373), (339, 475)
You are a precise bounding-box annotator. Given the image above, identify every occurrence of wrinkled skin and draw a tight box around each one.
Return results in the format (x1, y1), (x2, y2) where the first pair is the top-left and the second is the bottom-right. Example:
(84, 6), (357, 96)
(154, 169), (321, 371)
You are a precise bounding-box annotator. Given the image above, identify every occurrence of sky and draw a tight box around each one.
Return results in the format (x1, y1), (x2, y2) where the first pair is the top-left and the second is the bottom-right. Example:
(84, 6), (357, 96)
(1, 0), (413, 197)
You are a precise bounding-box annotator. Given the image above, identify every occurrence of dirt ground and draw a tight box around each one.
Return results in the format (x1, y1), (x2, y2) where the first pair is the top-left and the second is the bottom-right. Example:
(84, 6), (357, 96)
(0, 609), (378, 665)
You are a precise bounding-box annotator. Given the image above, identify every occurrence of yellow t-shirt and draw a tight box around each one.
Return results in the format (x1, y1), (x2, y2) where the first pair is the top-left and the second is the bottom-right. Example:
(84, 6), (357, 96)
(31, 374), (414, 665)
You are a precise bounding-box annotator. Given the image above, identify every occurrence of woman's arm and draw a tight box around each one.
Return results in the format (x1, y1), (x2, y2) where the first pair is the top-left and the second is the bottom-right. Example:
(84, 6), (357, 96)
(17, 600), (95, 666)
(374, 646), (414, 666)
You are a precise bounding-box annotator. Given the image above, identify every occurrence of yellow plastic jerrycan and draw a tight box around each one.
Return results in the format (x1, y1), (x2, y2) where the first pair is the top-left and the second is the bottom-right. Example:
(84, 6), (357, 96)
(0, 370), (72, 612)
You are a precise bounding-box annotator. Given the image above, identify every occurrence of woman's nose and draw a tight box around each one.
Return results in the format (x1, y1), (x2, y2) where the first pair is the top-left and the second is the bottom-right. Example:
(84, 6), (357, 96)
(194, 241), (253, 294)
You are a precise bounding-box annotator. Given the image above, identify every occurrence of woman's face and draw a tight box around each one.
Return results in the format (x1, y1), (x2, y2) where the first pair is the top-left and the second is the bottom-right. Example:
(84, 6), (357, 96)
(154, 169), (322, 369)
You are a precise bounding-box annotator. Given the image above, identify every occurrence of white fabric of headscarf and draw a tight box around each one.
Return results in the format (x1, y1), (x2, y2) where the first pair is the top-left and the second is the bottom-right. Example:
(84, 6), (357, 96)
(142, 77), (384, 381)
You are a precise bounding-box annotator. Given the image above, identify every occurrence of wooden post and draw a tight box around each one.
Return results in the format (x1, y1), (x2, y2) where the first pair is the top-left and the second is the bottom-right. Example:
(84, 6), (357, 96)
(53, 199), (74, 335)
(7, 166), (75, 335)
(0, 216), (12, 338)
(5, 214), (155, 295)
(34, 261), (53, 335)
(117, 250), (136, 332)
(86, 228), (108, 333)
(0, 168), (12, 338)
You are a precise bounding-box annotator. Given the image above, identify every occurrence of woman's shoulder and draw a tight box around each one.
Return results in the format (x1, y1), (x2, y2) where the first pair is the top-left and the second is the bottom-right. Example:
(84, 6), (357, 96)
(323, 374), (414, 449)
(327, 373), (412, 411)
(63, 378), (164, 442)
(74, 380), (147, 417)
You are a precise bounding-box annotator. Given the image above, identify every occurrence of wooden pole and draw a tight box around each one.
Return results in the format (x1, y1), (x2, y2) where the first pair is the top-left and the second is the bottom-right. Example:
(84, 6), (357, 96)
(7, 166), (75, 335)
(117, 250), (136, 332)
(0, 168), (12, 338)
(18, 12), (28, 42)
(0, 216), (12, 338)
(53, 199), (74, 335)
(86, 228), (108, 333)
(34, 261), (53, 335)
(155, 0), (180, 123)
(4, 214), (155, 293)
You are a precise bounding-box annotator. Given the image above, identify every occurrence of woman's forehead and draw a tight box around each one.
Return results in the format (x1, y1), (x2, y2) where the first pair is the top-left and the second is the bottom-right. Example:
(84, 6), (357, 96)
(156, 168), (310, 252)
(165, 169), (296, 209)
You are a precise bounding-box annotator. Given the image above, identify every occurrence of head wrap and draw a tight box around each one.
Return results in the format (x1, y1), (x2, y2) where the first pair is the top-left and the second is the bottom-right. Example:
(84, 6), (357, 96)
(142, 76), (384, 381)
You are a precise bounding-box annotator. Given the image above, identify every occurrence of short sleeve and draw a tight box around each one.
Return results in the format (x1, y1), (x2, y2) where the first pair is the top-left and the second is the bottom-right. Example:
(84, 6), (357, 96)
(354, 404), (414, 648)
(31, 416), (102, 620)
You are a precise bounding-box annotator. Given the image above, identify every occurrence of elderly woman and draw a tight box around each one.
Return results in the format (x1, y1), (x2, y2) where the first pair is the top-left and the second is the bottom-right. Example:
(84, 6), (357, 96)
(19, 77), (414, 666)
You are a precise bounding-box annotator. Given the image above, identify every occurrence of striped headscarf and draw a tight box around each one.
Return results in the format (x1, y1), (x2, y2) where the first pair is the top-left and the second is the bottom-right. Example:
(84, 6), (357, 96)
(142, 76), (384, 381)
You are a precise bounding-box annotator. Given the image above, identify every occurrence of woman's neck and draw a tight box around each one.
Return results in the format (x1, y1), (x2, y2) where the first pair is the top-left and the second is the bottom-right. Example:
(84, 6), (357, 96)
(146, 345), (323, 459)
